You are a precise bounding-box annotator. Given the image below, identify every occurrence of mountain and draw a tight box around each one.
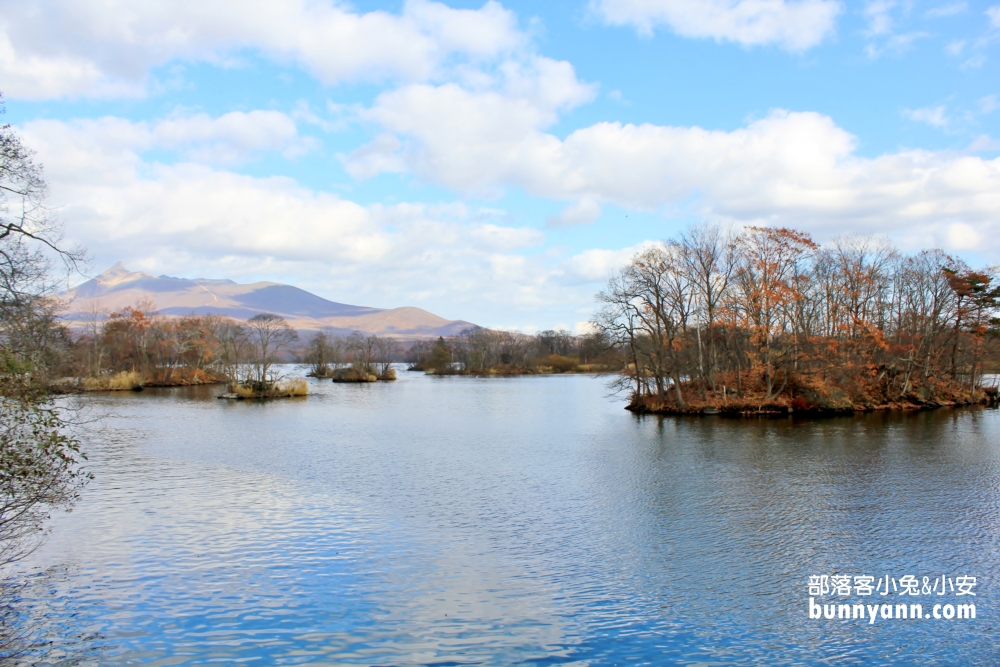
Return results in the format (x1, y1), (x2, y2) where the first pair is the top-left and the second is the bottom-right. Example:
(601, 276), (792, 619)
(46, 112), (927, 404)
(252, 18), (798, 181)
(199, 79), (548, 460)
(61, 263), (476, 338)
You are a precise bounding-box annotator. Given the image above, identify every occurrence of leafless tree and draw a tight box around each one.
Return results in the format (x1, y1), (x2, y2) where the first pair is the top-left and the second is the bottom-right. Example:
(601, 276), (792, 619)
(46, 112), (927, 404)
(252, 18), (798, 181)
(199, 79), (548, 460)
(244, 313), (298, 390)
(372, 335), (398, 377)
(305, 330), (334, 376)
(0, 93), (82, 304)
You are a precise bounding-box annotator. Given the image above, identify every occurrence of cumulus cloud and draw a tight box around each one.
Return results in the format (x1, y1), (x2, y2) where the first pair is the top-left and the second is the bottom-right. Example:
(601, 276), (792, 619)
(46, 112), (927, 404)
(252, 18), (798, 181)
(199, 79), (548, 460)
(152, 110), (316, 163)
(0, 0), (525, 99)
(591, 0), (841, 50)
(547, 199), (603, 227)
(559, 243), (660, 283)
(349, 78), (1000, 253)
(345, 56), (596, 195)
(28, 110), (314, 167)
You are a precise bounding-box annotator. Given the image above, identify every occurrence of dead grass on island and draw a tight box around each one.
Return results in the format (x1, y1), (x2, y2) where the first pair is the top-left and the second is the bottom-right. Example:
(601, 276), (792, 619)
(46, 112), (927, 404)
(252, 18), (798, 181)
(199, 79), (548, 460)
(219, 377), (309, 400)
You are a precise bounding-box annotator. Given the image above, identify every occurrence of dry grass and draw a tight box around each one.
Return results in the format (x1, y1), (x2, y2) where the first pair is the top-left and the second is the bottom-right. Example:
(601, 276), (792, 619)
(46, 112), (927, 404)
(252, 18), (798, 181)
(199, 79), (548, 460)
(83, 370), (144, 391)
(229, 383), (256, 398)
(276, 378), (309, 396)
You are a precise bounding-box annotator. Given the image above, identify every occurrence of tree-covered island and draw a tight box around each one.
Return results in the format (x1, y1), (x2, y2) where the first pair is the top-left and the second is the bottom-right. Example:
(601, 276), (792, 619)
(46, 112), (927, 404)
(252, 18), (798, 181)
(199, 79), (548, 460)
(593, 224), (999, 416)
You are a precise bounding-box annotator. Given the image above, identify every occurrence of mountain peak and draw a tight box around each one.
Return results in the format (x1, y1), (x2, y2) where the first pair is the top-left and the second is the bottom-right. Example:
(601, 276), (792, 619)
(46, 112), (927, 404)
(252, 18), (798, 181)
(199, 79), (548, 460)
(95, 262), (153, 287)
(101, 261), (129, 276)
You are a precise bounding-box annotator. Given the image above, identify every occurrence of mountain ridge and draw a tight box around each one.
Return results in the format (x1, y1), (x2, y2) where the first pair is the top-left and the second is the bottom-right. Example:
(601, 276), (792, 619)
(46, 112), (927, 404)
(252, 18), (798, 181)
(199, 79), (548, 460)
(62, 264), (476, 338)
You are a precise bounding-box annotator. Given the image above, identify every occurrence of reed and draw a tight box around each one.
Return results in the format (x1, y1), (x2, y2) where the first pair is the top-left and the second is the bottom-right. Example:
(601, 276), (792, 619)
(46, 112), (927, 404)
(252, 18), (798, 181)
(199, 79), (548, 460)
(83, 370), (144, 391)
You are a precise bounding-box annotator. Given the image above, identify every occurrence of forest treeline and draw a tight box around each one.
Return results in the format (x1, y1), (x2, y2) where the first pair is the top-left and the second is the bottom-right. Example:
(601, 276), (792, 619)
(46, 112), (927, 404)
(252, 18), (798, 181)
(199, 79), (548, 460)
(404, 327), (616, 375)
(594, 224), (1000, 414)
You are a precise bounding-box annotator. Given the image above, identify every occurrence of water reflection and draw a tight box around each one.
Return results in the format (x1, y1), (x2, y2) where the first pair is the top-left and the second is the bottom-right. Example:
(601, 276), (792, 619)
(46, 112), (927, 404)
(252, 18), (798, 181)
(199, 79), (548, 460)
(10, 369), (1000, 665)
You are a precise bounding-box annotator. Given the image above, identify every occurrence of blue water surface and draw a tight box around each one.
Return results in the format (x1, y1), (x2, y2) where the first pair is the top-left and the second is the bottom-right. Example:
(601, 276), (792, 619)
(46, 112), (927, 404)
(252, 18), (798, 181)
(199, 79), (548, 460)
(11, 368), (1000, 665)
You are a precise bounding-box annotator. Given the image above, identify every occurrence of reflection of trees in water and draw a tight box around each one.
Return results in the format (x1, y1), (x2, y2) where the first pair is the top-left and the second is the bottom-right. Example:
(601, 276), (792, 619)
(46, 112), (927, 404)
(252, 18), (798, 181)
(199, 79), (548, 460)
(0, 578), (57, 666)
(610, 407), (999, 653)
(0, 579), (30, 664)
(0, 567), (105, 666)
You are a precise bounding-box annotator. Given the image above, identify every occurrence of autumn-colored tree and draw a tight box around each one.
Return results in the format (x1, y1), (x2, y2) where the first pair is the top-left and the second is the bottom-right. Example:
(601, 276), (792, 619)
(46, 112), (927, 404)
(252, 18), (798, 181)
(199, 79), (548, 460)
(594, 223), (999, 413)
(731, 227), (817, 398)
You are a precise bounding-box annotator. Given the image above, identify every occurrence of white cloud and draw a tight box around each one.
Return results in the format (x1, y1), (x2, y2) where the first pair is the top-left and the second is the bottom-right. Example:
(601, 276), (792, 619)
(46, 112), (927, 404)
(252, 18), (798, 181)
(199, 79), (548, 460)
(865, 31), (928, 58)
(152, 110), (314, 163)
(560, 243), (659, 283)
(28, 110), (313, 167)
(547, 199), (603, 227)
(861, 1), (933, 58)
(863, 0), (896, 35)
(349, 80), (1000, 253)
(968, 135), (1000, 151)
(469, 223), (544, 250)
(592, 0), (841, 50)
(904, 105), (949, 128)
(345, 56), (596, 195)
(946, 222), (981, 249)
(0, 0), (525, 99)
(989, 5), (1000, 28)
(924, 2), (967, 19)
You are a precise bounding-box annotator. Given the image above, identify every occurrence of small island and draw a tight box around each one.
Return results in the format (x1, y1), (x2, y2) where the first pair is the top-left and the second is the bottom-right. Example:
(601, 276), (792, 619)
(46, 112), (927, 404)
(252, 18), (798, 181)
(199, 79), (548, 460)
(303, 331), (397, 382)
(591, 225), (999, 417)
(58, 309), (310, 400)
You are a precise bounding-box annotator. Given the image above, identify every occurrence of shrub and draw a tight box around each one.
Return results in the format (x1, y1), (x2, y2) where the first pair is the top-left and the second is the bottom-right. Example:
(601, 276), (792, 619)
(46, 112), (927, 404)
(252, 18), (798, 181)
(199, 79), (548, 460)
(538, 354), (578, 373)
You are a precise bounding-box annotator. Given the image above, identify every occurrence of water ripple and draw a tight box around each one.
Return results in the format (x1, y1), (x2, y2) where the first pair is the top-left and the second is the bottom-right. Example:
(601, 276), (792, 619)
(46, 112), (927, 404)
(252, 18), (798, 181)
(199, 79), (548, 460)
(8, 369), (1000, 665)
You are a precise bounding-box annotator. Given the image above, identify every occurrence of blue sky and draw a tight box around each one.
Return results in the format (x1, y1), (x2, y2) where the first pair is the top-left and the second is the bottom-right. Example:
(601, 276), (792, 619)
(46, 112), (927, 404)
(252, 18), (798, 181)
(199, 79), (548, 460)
(3, 0), (999, 330)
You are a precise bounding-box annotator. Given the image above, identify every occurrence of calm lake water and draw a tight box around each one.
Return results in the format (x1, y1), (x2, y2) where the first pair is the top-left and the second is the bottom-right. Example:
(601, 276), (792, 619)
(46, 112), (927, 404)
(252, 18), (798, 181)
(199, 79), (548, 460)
(10, 368), (1000, 665)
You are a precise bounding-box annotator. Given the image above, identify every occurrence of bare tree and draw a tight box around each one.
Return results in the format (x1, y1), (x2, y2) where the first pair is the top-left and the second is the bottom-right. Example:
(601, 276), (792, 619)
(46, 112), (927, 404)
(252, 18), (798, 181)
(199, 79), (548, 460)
(305, 330), (334, 377)
(244, 314), (298, 390)
(209, 316), (249, 385)
(0, 93), (82, 303)
(372, 335), (398, 377)
(677, 224), (736, 394)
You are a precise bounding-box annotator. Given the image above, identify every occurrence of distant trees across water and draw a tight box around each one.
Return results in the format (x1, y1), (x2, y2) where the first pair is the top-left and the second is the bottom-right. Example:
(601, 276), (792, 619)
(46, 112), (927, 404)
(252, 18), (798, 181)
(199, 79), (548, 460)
(68, 304), (304, 396)
(303, 331), (396, 382)
(405, 328), (617, 376)
(593, 224), (1000, 415)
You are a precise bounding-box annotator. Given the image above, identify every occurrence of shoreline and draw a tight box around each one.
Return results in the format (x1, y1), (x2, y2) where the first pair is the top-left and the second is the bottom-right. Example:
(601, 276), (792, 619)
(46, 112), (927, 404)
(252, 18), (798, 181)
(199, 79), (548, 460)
(627, 388), (999, 418)
(50, 378), (227, 393)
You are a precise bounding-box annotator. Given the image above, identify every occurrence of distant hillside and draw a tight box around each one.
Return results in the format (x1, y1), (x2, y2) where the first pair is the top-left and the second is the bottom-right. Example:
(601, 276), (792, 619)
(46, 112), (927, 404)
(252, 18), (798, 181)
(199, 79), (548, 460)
(61, 263), (476, 338)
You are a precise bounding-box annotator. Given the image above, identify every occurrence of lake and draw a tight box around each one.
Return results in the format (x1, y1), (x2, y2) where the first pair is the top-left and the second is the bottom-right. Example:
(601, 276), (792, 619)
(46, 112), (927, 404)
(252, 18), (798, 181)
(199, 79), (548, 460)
(10, 368), (1000, 665)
